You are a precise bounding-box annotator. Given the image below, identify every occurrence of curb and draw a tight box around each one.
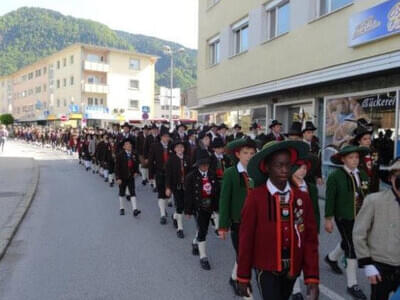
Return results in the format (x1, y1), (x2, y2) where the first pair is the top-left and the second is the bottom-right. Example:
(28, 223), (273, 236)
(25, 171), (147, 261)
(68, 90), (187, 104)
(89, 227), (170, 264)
(0, 158), (40, 260)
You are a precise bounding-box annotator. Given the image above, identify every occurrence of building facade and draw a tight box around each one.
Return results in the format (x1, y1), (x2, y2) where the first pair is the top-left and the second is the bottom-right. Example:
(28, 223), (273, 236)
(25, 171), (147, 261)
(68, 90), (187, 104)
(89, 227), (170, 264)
(0, 43), (157, 128)
(197, 0), (400, 163)
(154, 87), (182, 120)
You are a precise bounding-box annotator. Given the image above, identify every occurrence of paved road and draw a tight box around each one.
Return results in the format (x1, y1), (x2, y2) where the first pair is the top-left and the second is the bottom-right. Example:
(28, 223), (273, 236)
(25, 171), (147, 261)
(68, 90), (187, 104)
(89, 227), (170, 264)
(0, 141), (370, 300)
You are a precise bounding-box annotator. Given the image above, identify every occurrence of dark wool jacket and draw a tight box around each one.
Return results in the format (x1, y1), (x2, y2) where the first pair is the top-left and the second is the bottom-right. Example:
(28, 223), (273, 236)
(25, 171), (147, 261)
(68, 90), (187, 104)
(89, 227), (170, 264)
(184, 169), (219, 215)
(115, 151), (139, 181)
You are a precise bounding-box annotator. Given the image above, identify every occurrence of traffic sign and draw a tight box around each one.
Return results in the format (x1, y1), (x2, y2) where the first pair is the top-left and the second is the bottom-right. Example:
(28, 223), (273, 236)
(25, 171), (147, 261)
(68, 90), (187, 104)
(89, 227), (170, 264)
(142, 106), (150, 113)
(142, 113), (149, 120)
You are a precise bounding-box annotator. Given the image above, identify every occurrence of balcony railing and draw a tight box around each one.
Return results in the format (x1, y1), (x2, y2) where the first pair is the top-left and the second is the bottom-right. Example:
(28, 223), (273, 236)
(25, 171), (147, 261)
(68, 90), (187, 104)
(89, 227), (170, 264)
(83, 84), (109, 94)
(83, 61), (110, 72)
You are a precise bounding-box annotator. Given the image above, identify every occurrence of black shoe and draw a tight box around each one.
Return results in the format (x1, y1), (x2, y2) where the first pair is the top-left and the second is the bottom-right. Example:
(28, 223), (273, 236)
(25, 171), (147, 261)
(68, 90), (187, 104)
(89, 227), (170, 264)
(215, 229), (220, 237)
(104, 178), (108, 182)
(292, 292), (304, 300)
(229, 278), (240, 296)
(200, 258), (211, 270)
(86, 167), (89, 171)
(168, 201), (173, 207)
(160, 216), (167, 225)
(347, 285), (367, 300)
(142, 180), (147, 186)
(192, 243), (199, 256)
(126, 196), (131, 201)
(150, 183), (154, 188)
(133, 209), (141, 217)
(153, 187), (157, 193)
(325, 255), (343, 274)
(172, 215), (178, 229)
(177, 230), (184, 239)
(110, 182), (114, 187)
(120, 209), (125, 216)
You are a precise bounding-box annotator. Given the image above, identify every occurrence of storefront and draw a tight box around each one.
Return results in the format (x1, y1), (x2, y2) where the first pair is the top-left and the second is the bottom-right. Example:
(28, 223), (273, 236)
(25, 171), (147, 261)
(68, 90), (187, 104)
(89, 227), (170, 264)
(322, 88), (399, 168)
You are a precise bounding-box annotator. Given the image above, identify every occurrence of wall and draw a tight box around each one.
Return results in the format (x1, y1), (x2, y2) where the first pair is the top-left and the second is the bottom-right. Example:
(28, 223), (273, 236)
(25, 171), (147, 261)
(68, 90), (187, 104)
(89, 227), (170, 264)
(107, 52), (155, 121)
(198, 0), (400, 100)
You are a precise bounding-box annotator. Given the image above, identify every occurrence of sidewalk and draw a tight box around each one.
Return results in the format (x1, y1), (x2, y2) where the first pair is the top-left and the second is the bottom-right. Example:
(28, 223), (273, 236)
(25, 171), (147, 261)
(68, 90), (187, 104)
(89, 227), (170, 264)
(0, 142), (40, 259)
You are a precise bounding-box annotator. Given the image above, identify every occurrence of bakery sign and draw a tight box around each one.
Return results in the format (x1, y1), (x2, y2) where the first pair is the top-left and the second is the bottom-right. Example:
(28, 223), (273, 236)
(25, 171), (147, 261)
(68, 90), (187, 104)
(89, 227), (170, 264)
(359, 95), (396, 111)
(349, 0), (400, 47)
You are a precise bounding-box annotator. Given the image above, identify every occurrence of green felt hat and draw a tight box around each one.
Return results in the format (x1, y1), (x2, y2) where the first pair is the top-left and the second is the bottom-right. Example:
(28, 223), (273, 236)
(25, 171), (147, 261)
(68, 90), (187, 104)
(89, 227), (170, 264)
(248, 141), (309, 187)
(226, 137), (257, 162)
(330, 145), (369, 165)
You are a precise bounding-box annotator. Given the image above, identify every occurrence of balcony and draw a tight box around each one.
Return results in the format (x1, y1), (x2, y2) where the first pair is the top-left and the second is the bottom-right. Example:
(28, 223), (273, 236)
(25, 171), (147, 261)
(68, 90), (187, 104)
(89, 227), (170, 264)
(83, 61), (110, 72)
(83, 83), (109, 94)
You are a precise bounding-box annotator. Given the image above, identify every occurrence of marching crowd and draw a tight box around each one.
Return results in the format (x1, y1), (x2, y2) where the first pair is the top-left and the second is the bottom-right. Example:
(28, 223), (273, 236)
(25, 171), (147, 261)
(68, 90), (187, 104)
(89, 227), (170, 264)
(7, 119), (400, 300)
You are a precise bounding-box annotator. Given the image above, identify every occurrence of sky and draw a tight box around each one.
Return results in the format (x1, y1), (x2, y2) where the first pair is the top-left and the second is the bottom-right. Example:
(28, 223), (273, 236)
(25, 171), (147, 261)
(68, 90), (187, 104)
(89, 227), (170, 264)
(0, 0), (199, 49)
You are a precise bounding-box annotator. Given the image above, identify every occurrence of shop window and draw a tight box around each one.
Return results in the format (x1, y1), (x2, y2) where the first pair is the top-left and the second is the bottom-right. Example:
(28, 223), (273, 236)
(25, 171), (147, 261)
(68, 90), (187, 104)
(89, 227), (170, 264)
(324, 92), (396, 165)
(88, 98), (93, 105)
(232, 18), (249, 56)
(95, 98), (98, 105)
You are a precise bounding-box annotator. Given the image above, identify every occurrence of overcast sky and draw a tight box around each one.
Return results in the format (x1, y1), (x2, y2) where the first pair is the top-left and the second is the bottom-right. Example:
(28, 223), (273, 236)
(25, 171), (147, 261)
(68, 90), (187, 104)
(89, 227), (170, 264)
(0, 0), (199, 49)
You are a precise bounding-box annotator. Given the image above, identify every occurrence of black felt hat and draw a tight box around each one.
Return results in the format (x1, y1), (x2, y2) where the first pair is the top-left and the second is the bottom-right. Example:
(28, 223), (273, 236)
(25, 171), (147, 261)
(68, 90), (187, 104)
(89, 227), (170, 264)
(269, 120), (282, 129)
(211, 137), (225, 149)
(196, 149), (211, 165)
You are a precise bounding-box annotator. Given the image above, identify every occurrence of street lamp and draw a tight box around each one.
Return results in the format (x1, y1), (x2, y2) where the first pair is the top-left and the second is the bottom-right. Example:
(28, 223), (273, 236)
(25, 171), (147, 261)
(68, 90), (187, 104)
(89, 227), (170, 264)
(163, 45), (185, 130)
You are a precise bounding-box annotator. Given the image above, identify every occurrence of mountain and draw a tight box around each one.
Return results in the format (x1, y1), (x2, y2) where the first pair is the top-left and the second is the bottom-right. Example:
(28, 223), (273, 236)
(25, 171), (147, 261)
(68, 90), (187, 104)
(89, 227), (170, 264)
(0, 7), (197, 90)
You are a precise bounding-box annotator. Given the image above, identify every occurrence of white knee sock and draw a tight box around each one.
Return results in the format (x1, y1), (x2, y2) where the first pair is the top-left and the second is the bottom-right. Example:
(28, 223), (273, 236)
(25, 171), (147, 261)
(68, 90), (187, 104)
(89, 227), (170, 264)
(328, 242), (344, 261)
(108, 174), (113, 182)
(131, 197), (137, 211)
(198, 241), (207, 259)
(193, 233), (198, 245)
(119, 197), (125, 210)
(158, 199), (166, 217)
(84, 161), (89, 168)
(231, 262), (238, 280)
(176, 213), (183, 231)
(104, 170), (109, 179)
(213, 212), (220, 230)
(125, 186), (130, 196)
(292, 276), (302, 294)
(346, 258), (358, 287)
(142, 168), (148, 180)
(99, 167), (104, 175)
(168, 197), (173, 205)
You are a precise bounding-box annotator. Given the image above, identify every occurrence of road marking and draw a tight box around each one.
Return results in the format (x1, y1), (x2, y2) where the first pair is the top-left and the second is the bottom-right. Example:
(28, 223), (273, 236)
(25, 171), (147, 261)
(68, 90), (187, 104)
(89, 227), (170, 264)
(320, 284), (347, 300)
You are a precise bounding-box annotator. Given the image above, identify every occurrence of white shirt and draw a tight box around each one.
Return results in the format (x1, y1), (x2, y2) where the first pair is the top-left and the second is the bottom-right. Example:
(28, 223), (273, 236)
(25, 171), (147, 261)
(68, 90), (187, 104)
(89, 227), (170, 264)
(267, 179), (291, 203)
(298, 180), (308, 193)
(215, 153), (223, 160)
(237, 162), (247, 173)
(199, 170), (208, 177)
(343, 165), (361, 187)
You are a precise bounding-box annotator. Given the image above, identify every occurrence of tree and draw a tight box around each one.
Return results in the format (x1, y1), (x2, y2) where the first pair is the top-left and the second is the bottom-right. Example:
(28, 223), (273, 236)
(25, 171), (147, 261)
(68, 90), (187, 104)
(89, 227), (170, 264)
(0, 114), (14, 125)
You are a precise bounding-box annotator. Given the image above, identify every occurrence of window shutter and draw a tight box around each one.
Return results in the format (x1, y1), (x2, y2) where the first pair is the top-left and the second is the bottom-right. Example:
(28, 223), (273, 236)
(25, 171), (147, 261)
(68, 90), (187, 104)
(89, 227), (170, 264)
(308, 0), (318, 21)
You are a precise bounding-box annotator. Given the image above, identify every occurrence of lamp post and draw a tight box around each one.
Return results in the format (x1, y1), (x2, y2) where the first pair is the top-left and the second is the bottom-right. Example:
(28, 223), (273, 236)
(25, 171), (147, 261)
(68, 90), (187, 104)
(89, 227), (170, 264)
(163, 45), (185, 130)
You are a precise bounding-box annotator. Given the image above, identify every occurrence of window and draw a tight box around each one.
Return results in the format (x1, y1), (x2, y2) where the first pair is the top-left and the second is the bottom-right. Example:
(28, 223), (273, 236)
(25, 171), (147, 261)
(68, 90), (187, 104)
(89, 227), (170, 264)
(208, 36), (220, 65)
(57, 80), (60, 88)
(70, 55), (74, 64)
(43, 84), (47, 92)
(266, 1), (290, 40)
(63, 78), (67, 87)
(88, 97), (93, 105)
(87, 54), (101, 62)
(28, 89), (33, 96)
(88, 76), (97, 84)
(100, 98), (104, 105)
(28, 72), (33, 80)
(57, 99), (60, 107)
(43, 67), (47, 74)
(57, 61), (60, 69)
(35, 86), (41, 94)
(35, 69), (41, 77)
(129, 58), (140, 70)
(129, 79), (139, 89)
(63, 99), (67, 107)
(70, 76), (74, 86)
(319, 0), (352, 16)
(63, 58), (67, 67)
(232, 18), (249, 55)
(129, 99), (139, 109)
(94, 98), (98, 105)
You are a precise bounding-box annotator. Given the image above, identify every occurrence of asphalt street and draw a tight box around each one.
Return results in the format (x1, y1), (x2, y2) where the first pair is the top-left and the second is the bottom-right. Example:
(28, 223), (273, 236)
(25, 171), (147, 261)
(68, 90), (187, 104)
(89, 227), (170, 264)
(0, 141), (370, 300)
